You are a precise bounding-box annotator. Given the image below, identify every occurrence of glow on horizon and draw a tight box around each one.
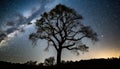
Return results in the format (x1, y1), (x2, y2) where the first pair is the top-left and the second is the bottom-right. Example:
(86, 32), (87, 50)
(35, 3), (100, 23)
(63, 49), (120, 61)
(93, 51), (120, 59)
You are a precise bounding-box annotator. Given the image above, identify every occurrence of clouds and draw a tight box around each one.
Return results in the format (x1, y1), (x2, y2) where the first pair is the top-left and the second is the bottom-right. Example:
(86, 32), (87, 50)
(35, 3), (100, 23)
(0, 0), (59, 44)
(5, 13), (26, 28)
(0, 13), (26, 43)
(6, 21), (15, 26)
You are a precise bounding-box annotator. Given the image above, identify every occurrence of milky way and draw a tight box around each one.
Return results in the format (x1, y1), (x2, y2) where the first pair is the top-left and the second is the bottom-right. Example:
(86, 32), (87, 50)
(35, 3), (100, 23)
(0, 0), (120, 63)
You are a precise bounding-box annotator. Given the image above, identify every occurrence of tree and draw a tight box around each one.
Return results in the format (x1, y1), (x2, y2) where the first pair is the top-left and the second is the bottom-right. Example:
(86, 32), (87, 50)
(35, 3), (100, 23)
(24, 61), (37, 65)
(29, 4), (98, 64)
(44, 57), (55, 66)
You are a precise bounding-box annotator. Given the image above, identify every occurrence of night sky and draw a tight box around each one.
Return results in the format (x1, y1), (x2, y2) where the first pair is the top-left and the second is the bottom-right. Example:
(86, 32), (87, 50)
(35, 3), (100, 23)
(0, 0), (120, 63)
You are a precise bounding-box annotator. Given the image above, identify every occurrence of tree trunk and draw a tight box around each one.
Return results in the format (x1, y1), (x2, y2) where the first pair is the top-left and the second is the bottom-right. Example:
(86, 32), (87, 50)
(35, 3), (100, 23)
(57, 49), (62, 65)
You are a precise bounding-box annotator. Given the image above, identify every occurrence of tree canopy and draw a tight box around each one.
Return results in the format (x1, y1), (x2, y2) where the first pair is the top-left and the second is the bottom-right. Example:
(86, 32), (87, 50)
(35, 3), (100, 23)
(29, 4), (98, 64)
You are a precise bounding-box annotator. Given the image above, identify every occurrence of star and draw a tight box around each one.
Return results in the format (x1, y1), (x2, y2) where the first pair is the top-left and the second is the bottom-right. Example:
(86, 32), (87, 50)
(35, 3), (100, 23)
(101, 35), (104, 38)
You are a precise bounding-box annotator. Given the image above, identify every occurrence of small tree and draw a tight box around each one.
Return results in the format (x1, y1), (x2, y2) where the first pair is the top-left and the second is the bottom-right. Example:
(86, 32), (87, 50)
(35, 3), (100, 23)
(29, 4), (98, 64)
(44, 57), (55, 66)
(24, 61), (37, 65)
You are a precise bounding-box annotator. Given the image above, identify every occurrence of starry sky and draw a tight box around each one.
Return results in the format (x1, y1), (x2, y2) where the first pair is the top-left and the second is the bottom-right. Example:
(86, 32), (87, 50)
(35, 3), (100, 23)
(0, 0), (120, 63)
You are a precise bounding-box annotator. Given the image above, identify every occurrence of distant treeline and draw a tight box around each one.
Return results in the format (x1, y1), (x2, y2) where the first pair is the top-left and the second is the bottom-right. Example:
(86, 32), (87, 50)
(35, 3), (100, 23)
(0, 57), (120, 69)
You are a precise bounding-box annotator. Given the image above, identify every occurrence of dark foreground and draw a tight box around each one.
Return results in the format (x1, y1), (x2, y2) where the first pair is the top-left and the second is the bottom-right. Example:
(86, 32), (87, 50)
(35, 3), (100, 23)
(0, 58), (120, 69)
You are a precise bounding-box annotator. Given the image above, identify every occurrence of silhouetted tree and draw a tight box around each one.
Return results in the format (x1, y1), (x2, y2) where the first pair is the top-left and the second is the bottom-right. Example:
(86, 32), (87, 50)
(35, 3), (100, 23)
(44, 57), (55, 66)
(29, 4), (98, 64)
(24, 61), (37, 65)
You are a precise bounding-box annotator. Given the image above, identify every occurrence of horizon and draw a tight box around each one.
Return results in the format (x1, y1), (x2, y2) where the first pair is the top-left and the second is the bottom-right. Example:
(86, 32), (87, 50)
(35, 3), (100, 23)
(0, 57), (120, 64)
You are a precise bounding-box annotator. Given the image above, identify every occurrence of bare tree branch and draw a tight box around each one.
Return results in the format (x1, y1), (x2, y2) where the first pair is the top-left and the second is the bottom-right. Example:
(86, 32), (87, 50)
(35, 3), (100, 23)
(62, 43), (75, 48)
(66, 35), (86, 41)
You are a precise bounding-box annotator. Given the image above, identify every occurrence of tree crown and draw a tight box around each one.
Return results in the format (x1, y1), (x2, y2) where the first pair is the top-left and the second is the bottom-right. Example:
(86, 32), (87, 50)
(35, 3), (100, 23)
(29, 4), (98, 54)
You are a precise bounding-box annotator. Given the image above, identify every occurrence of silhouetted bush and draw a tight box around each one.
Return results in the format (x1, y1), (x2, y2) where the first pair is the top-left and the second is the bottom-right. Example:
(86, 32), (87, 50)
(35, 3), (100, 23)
(24, 60), (37, 65)
(44, 57), (55, 66)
